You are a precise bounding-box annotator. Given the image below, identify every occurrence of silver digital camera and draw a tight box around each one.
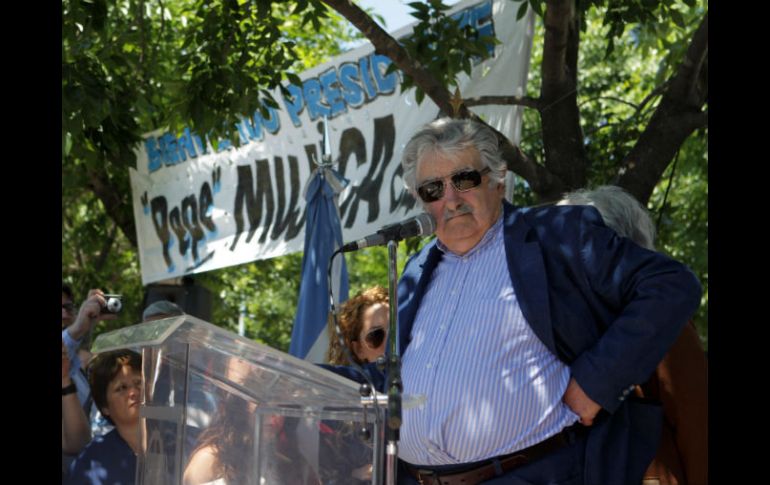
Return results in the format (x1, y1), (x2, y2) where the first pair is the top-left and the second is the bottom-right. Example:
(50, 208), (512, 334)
(102, 294), (123, 314)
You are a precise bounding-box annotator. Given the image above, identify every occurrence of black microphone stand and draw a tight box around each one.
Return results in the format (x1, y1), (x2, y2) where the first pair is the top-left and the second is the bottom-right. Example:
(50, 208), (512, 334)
(385, 239), (401, 485)
(336, 213), (435, 484)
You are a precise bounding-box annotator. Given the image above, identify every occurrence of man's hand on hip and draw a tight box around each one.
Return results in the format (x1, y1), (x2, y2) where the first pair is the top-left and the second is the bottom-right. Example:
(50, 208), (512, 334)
(562, 377), (601, 426)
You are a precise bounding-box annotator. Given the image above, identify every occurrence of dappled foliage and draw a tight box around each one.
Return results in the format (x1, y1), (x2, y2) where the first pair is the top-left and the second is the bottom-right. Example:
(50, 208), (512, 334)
(517, 3), (707, 345)
(396, 0), (498, 104)
(63, 0), (707, 350)
(62, 0), (361, 345)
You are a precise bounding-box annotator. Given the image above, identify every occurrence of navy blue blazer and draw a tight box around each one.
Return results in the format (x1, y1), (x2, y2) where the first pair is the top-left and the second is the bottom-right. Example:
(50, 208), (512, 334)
(331, 201), (702, 484)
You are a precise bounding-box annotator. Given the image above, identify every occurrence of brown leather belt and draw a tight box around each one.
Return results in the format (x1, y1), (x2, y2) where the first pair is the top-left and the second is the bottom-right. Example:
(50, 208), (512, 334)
(405, 425), (582, 485)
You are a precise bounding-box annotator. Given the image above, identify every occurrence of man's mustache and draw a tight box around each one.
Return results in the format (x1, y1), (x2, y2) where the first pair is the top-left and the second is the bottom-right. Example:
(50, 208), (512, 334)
(443, 204), (473, 221)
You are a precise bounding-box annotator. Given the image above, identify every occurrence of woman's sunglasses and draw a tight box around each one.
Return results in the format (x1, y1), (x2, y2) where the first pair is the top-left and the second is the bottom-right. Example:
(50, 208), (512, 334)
(416, 167), (491, 203)
(364, 327), (387, 349)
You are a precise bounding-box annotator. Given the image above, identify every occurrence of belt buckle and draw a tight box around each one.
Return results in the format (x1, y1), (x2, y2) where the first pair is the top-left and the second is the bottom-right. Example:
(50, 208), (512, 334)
(506, 453), (529, 468)
(416, 469), (435, 485)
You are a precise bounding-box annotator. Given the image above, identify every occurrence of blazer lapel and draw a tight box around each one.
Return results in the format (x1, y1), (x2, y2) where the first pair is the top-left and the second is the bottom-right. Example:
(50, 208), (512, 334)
(397, 240), (443, 355)
(502, 202), (556, 354)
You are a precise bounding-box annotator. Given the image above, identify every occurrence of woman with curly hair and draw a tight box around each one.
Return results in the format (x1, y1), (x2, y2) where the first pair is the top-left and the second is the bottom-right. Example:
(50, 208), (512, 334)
(321, 286), (390, 483)
(327, 285), (389, 365)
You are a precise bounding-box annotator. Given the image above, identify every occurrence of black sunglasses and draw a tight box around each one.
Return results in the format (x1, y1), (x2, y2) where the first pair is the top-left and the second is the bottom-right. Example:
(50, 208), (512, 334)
(62, 302), (76, 313)
(364, 327), (387, 349)
(416, 167), (491, 203)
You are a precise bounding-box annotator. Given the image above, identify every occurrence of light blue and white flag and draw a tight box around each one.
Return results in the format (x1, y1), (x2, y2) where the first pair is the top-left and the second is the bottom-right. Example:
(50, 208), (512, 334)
(288, 163), (349, 361)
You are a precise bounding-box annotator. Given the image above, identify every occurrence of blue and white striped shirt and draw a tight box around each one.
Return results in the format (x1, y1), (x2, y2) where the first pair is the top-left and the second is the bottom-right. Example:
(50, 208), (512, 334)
(399, 215), (579, 465)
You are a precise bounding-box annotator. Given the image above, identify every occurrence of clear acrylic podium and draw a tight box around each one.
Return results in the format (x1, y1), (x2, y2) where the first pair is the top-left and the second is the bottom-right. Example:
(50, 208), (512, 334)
(92, 314), (383, 485)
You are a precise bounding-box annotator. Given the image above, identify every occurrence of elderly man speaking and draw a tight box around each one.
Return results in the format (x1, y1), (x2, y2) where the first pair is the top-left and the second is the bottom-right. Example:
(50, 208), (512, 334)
(333, 117), (701, 485)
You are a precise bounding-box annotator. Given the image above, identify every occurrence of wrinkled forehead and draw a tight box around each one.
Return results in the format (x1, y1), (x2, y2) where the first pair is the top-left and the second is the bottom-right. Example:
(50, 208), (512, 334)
(416, 147), (481, 182)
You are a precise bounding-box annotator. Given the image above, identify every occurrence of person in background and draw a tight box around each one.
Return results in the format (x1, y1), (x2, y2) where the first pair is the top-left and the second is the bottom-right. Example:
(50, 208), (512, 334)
(62, 340), (91, 477)
(324, 286), (390, 483)
(327, 285), (389, 365)
(61, 284), (117, 472)
(558, 185), (708, 485)
(183, 357), (321, 485)
(65, 349), (142, 485)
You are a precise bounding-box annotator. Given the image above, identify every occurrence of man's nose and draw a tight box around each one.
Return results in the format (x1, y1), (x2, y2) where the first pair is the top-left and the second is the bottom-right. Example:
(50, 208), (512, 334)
(443, 181), (462, 207)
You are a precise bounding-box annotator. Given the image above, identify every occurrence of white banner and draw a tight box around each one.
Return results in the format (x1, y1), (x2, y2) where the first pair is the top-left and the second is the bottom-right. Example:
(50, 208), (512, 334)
(130, 0), (534, 285)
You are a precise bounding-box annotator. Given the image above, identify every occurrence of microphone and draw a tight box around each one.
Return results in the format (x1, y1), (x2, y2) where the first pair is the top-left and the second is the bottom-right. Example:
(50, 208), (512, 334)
(340, 213), (436, 252)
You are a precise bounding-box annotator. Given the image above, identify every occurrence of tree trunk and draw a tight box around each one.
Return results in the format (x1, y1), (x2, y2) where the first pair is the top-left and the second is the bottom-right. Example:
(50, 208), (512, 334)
(538, 0), (587, 201)
(617, 14), (708, 204)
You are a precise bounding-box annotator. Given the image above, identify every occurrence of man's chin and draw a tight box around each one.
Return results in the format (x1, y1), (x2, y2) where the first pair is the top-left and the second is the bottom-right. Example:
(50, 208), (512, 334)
(442, 216), (477, 234)
(440, 232), (483, 253)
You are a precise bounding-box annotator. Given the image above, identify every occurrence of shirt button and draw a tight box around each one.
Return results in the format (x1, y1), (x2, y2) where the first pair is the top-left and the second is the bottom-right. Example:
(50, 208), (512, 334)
(426, 363), (433, 369)
(439, 325), (446, 331)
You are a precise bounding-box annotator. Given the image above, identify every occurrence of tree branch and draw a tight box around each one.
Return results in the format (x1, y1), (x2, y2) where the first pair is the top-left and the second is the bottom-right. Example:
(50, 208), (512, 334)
(636, 79), (671, 116)
(617, 12), (708, 204)
(503, 142), (565, 198)
(321, 0), (465, 118)
(322, 0), (557, 196)
(463, 95), (540, 110)
(138, 0), (146, 66)
(86, 166), (138, 248)
(94, 222), (118, 273)
(578, 96), (639, 111)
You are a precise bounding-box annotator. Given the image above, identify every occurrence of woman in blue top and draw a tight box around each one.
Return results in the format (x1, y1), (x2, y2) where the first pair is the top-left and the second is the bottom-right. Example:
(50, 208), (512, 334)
(65, 349), (142, 485)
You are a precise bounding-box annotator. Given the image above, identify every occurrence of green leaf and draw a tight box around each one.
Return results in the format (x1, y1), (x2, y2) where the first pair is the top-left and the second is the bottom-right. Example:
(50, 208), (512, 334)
(516, 1), (528, 21)
(529, 0), (544, 18)
(407, 2), (430, 14)
(262, 96), (279, 110)
(285, 72), (302, 86)
(415, 88), (425, 105)
(670, 9), (686, 29)
(63, 131), (73, 157)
